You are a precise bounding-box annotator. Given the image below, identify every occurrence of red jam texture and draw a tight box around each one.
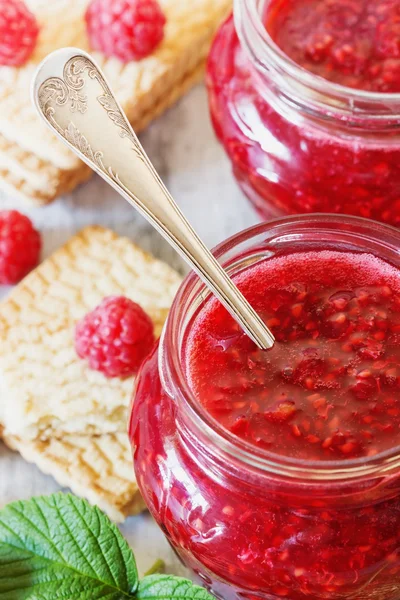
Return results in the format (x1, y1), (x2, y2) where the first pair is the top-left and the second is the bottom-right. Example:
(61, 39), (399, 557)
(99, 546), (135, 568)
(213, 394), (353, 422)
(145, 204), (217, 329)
(130, 248), (400, 600)
(185, 251), (400, 461)
(267, 0), (400, 93)
(206, 16), (400, 224)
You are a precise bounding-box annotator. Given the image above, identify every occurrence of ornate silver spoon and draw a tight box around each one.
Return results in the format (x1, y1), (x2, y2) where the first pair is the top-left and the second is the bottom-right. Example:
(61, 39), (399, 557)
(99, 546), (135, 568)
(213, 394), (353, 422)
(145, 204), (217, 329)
(32, 48), (275, 350)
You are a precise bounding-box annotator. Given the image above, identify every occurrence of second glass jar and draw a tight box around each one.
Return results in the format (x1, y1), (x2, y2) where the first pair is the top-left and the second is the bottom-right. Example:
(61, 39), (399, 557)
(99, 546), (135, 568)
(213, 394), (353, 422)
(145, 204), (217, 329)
(207, 0), (400, 225)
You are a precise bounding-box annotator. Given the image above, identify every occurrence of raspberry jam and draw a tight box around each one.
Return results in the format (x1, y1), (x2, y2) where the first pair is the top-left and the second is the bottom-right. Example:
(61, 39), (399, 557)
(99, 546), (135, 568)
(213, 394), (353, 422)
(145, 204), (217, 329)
(185, 251), (400, 462)
(268, 0), (400, 93)
(130, 216), (400, 600)
(206, 2), (400, 224)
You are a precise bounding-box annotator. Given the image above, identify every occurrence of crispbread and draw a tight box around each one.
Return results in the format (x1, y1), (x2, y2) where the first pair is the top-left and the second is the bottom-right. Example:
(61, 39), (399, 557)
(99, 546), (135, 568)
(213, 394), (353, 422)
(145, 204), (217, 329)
(0, 0), (231, 204)
(0, 226), (182, 440)
(0, 133), (92, 205)
(3, 431), (145, 522)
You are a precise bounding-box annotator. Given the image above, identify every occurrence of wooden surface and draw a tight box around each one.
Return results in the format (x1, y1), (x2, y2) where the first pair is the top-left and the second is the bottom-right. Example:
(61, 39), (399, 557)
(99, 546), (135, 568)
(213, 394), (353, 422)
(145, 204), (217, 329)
(0, 84), (258, 577)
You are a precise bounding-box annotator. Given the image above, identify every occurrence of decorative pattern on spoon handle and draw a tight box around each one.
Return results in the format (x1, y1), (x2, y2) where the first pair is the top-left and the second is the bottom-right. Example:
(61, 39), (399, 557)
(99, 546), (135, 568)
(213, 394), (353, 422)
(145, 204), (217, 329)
(38, 55), (144, 166)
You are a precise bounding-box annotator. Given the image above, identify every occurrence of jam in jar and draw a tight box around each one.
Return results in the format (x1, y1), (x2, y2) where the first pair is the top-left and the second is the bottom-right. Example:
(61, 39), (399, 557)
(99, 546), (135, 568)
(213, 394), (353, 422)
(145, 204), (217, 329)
(206, 0), (400, 225)
(130, 215), (400, 600)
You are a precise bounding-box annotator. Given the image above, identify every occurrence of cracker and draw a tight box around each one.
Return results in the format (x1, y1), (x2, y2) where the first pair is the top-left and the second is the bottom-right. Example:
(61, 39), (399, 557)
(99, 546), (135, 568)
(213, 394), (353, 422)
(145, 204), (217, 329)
(0, 0), (231, 204)
(0, 226), (182, 440)
(3, 431), (145, 522)
(0, 132), (92, 205)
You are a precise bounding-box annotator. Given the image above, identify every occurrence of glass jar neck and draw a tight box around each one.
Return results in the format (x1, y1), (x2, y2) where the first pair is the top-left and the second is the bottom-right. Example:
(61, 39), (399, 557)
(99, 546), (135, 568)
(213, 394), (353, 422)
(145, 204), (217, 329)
(234, 0), (400, 131)
(159, 215), (400, 488)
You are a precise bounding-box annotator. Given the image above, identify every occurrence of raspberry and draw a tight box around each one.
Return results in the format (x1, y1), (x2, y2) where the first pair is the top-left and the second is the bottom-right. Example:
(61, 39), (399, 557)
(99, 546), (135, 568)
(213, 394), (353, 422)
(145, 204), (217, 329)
(0, 210), (41, 284)
(0, 0), (39, 66)
(85, 0), (166, 62)
(75, 296), (155, 378)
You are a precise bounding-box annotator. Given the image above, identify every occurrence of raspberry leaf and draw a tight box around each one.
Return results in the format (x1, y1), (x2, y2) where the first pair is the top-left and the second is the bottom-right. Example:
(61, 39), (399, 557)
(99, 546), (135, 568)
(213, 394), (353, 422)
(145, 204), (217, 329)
(0, 493), (138, 599)
(137, 575), (216, 600)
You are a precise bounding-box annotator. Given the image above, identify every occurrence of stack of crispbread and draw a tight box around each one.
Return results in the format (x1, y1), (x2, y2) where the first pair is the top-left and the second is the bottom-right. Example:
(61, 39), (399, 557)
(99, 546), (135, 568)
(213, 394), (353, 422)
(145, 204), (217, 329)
(0, 226), (183, 521)
(0, 0), (231, 205)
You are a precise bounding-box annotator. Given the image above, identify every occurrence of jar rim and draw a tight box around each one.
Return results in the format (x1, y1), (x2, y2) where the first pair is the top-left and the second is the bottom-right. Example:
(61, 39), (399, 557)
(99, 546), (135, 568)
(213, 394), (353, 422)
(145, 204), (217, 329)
(161, 214), (400, 481)
(235, 0), (400, 116)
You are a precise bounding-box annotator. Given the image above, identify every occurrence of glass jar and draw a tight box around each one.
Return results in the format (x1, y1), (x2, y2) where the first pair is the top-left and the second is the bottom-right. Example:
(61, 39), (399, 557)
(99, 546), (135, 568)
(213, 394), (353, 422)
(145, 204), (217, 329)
(206, 0), (400, 226)
(130, 215), (400, 600)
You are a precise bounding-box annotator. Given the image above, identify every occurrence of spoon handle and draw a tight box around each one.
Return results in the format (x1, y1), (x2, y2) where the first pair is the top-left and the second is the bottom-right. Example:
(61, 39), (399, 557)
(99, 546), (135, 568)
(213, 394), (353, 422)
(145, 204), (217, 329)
(32, 48), (274, 350)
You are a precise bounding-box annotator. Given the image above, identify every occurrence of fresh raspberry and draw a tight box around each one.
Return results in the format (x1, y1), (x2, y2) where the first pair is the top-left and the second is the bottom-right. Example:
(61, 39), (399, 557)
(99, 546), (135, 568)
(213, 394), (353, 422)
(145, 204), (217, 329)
(0, 210), (41, 284)
(0, 0), (39, 66)
(85, 0), (166, 62)
(75, 296), (155, 378)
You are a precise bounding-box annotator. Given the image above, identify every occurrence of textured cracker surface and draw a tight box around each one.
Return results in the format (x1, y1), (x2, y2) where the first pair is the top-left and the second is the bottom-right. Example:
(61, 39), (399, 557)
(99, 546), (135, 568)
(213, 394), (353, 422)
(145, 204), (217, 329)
(4, 431), (145, 522)
(0, 226), (182, 440)
(0, 0), (232, 204)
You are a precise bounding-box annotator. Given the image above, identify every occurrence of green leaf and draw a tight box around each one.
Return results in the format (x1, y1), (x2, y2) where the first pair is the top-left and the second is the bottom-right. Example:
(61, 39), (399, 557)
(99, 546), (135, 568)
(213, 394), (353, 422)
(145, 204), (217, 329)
(137, 575), (216, 600)
(0, 492), (138, 599)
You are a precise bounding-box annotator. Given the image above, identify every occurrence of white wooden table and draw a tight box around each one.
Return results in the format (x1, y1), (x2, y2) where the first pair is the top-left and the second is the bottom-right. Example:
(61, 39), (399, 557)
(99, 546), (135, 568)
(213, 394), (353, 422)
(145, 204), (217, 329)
(0, 84), (258, 577)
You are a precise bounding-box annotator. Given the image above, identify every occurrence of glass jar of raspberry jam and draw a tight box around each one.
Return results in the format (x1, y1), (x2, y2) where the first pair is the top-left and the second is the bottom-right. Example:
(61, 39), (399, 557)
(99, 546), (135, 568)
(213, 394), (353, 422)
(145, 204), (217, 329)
(130, 215), (400, 600)
(207, 0), (400, 225)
